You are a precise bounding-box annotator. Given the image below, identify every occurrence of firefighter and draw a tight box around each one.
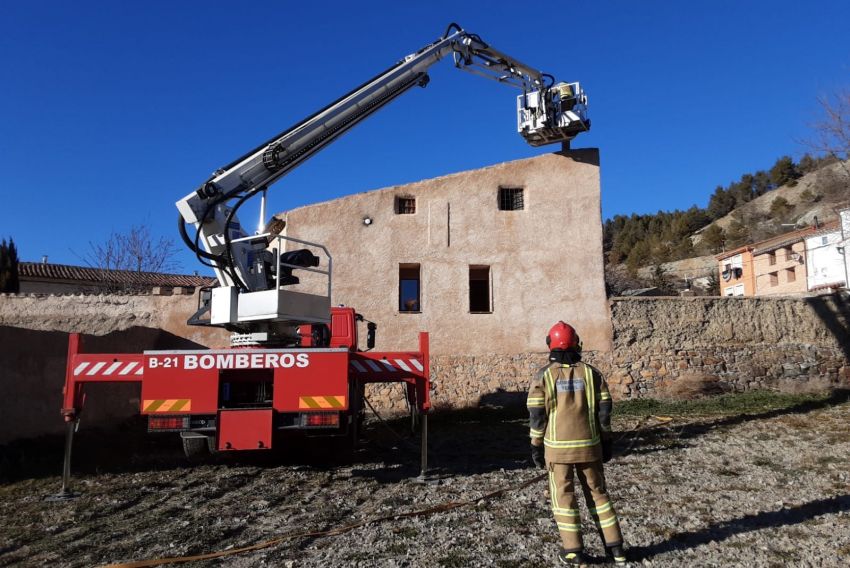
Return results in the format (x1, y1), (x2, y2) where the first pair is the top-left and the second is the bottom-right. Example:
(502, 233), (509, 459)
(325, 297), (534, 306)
(527, 321), (627, 565)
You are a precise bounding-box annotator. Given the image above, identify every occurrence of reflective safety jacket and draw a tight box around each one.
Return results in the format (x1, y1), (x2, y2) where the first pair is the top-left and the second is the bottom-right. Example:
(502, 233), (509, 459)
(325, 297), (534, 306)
(527, 361), (612, 464)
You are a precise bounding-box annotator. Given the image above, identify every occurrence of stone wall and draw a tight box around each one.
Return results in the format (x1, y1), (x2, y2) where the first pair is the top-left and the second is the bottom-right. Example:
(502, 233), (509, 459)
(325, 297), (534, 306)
(0, 292), (230, 347)
(2, 292), (848, 443)
(0, 292), (229, 444)
(599, 294), (850, 398)
(401, 294), (849, 410)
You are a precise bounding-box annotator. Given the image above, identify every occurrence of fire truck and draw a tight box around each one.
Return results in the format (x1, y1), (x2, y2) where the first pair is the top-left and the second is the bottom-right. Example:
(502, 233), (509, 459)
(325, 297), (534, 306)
(56, 23), (589, 492)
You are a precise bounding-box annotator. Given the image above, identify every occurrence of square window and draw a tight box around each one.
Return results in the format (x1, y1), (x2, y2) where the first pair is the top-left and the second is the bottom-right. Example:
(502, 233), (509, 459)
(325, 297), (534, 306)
(769, 272), (779, 287)
(786, 267), (796, 283)
(395, 196), (416, 214)
(469, 265), (491, 313)
(498, 187), (524, 211)
(768, 252), (776, 266)
(398, 264), (420, 312)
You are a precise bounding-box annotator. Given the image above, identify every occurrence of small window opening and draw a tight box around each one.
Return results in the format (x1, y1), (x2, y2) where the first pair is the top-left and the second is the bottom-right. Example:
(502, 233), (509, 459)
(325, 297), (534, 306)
(395, 196), (416, 214)
(469, 265), (491, 313)
(498, 187), (524, 211)
(399, 264), (420, 312)
(786, 267), (796, 283)
(769, 272), (779, 287)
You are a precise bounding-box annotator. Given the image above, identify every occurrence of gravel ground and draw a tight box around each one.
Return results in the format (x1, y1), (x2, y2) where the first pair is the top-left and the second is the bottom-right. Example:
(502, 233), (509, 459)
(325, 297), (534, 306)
(1, 392), (849, 567)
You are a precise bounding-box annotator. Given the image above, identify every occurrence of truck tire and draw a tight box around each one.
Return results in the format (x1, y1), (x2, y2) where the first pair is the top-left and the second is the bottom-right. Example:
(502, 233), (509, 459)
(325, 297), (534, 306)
(181, 434), (213, 460)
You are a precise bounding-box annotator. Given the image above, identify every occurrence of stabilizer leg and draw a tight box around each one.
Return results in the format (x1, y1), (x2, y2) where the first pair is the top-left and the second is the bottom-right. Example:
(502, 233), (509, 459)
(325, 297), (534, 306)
(46, 419), (80, 501)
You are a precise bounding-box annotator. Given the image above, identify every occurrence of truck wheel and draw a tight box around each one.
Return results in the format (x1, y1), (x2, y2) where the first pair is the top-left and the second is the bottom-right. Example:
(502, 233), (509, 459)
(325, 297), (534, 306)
(181, 434), (213, 460)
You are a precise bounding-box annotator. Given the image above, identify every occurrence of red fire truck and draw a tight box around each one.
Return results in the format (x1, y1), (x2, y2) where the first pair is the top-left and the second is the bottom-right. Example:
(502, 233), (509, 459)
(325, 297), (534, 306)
(61, 307), (430, 456)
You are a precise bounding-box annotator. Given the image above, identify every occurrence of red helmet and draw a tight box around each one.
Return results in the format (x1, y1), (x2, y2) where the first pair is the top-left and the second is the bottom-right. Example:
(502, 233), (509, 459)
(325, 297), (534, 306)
(546, 321), (581, 352)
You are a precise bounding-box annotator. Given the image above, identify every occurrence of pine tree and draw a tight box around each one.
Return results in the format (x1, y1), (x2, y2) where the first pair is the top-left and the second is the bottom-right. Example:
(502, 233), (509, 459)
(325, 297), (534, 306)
(726, 218), (750, 248)
(769, 156), (800, 187)
(0, 238), (20, 293)
(707, 186), (736, 220)
(769, 196), (794, 221)
(700, 224), (726, 254)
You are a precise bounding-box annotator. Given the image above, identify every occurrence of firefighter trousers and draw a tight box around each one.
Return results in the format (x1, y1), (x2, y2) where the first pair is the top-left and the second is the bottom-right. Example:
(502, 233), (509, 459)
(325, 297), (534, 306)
(548, 460), (623, 552)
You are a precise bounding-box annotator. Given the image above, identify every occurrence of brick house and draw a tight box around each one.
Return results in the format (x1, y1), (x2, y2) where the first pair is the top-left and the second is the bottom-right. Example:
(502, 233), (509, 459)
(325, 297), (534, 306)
(750, 229), (811, 296)
(716, 246), (755, 296)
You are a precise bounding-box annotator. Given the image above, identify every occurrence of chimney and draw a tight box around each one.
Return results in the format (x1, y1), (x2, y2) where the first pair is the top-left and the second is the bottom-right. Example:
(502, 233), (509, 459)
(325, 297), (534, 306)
(41, 255), (48, 264)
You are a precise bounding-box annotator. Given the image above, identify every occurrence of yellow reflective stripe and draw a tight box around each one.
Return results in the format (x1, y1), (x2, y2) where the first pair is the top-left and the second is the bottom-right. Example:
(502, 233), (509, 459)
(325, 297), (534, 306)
(591, 501), (613, 515)
(598, 516), (619, 529)
(548, 470), (558, 511)
(527, 397), (544, 403)
(557, 522), (582, 532)
(545, 437), (600, 448)
(530, 428), (545, 437)
(584, 364), (597, 439)
(299, 395), (346, 409)
(544, 368), (557, 441)
(144, 399), (191, 412)
(600, 391), (611, 401)
(553, 507), (579, 516)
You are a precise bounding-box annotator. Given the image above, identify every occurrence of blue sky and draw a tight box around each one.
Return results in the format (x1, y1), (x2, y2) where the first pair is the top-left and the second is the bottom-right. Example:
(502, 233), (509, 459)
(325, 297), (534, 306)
(2, 1), (849, 271)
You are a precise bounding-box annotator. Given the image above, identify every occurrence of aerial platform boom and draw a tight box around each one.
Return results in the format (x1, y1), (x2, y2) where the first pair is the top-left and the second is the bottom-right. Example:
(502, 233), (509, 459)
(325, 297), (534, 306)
(176, 24), (589, 341)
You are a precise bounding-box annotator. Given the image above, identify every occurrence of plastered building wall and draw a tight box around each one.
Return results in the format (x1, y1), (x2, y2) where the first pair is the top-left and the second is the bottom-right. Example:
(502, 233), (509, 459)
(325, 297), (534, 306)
(282, 150), (611, 356)
(805, 231), (846, 289)
(716, 248), (755, 296)
(753, 242), (808, 295)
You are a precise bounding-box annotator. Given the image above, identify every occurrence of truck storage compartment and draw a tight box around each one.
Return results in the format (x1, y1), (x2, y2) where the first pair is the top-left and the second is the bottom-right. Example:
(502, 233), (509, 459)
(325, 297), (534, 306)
(219, 368), (273, 409)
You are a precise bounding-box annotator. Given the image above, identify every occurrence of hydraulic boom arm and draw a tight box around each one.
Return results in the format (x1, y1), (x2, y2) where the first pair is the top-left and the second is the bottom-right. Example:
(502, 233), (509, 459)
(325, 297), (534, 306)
(176, 23), (589, 337)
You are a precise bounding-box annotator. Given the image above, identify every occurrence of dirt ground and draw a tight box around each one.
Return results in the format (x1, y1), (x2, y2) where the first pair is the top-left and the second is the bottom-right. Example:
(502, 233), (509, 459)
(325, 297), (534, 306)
(1, 392), (849, 567)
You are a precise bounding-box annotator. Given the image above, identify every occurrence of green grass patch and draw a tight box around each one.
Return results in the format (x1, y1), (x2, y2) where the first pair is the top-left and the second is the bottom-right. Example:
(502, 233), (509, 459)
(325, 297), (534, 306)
(613, 390), (835, 418)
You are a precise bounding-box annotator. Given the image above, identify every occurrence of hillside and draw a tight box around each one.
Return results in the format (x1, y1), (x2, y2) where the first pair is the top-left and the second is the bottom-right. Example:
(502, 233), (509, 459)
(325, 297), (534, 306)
(695, 159), (850, 247)
(605, 156), (849, 295)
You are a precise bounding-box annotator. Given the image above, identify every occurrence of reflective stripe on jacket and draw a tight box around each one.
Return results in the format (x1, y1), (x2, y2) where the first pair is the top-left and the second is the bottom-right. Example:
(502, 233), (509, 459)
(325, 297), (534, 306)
(527, 361), (612, 463)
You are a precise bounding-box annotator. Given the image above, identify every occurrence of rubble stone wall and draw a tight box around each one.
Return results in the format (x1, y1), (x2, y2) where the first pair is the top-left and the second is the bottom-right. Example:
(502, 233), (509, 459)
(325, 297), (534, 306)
(391, 294), (849, 411)
(597, 295), (850, 398)
(0, 292), (229, 444)
(2, 292), (848, 442)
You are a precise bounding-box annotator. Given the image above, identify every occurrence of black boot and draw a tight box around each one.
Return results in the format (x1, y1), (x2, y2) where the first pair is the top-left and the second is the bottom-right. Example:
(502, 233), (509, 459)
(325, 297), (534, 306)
(558, 548), (588, 566)
(606, 544), (627, 564)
